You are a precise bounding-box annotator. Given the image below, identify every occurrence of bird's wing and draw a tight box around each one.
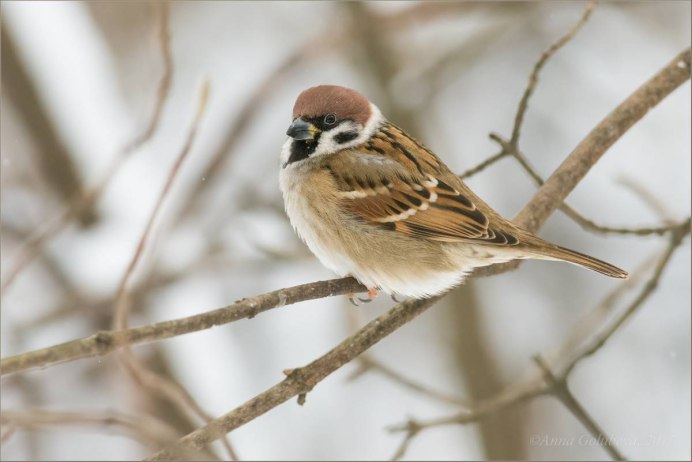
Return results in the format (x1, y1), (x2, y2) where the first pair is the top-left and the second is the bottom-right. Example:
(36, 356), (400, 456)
(326, 138), (519, 245)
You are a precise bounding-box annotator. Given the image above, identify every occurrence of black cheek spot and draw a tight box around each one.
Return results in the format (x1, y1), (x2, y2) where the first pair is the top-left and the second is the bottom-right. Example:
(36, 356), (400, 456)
(334, 131), (359, 144)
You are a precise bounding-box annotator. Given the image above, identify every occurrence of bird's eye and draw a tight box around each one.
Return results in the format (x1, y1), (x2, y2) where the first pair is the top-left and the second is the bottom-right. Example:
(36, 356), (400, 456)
(324, 113), (337, 125)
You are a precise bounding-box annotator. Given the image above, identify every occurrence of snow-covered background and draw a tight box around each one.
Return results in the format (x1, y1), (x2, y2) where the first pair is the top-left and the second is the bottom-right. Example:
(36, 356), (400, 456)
(1, 1), (690, 460)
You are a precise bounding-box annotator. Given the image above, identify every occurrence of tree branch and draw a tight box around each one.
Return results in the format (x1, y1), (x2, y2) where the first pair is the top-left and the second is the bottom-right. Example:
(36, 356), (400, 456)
(0, 278), (365, 376)
(1, 409), (180, 451)
(511, 0), (596, 146)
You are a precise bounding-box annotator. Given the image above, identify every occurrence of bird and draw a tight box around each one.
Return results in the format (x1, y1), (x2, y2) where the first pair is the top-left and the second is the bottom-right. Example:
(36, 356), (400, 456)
(279, 85), (627, 301)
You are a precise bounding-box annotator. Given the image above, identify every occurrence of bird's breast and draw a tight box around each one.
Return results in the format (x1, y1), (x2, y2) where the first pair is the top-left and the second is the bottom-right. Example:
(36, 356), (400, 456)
(280, 165), (356, 277)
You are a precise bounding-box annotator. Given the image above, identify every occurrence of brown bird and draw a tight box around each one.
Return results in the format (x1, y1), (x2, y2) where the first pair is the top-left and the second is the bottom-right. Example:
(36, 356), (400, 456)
(279, 85), (627, 300)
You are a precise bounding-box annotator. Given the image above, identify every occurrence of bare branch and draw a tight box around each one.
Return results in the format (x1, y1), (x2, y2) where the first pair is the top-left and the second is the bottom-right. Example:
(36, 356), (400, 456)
(458, 150), (508, 180)
(1, 409), (180, 451)
(389, 419), (421, 461)
(0, 277), (365, 376)
(560, 218), (691, 378)
(511, 0), (596, 146)
(348, 355), (466, 407)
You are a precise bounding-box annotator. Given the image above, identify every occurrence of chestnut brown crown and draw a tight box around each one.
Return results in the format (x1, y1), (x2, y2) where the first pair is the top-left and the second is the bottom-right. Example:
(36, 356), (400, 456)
(292, 85), (372, 125)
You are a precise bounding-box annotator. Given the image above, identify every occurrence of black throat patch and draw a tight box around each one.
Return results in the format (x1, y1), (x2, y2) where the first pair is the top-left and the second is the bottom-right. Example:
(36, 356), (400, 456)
(285, 138), (319, 167)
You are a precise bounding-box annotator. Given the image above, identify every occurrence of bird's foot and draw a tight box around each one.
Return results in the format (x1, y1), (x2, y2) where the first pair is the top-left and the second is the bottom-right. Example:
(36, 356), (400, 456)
(348, 287), (379, 306)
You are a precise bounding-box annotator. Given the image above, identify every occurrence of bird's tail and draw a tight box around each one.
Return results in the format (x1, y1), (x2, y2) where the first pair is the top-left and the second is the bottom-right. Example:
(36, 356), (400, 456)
(532, 243), (628, 279)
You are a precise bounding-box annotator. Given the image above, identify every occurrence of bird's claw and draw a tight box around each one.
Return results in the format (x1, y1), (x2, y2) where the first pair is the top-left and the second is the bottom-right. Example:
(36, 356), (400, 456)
(348, 287), (379, 306)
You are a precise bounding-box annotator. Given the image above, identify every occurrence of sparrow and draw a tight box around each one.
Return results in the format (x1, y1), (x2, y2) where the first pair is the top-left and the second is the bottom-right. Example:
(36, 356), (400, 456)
(279, 85), (627, 300)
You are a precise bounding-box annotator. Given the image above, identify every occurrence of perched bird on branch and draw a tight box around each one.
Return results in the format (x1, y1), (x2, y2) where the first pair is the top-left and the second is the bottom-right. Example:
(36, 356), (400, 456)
(280, 85), (627, 301)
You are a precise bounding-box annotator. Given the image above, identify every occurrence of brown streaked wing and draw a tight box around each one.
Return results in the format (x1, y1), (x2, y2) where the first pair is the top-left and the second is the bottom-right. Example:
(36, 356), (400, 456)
(326, 163), (516, 244)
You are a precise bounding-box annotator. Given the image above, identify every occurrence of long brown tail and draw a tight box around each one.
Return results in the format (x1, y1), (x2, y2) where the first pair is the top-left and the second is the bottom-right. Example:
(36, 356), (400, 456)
(535, 244), (628, 279)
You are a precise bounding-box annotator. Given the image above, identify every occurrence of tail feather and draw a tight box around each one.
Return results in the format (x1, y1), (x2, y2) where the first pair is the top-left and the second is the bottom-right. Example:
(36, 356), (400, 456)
(536, 244), (628, 279)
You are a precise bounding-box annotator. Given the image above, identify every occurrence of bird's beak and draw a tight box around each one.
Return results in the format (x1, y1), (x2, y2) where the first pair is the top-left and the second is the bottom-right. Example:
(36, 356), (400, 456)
(286, 118), (319, 141)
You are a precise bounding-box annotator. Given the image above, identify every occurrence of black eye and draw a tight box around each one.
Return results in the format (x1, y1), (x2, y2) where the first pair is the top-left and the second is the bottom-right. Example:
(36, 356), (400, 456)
(324, 113), (337, 125)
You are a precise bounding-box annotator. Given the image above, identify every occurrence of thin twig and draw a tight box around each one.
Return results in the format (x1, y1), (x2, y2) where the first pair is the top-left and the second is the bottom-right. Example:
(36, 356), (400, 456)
(389, 420), (421, 461)
(511, 0), (596, 146)
(348, 356), (466, 407)
(346, 307), (465, 406)
(458, 150), (509, 179)
(512, 46), (690, 234)
(617, 176), (677, 221)
(0, 409), (180, 451)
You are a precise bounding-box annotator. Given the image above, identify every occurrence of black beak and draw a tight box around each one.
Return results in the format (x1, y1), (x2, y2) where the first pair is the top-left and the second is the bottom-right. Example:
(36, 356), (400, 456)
(286, 118), (318, 141)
